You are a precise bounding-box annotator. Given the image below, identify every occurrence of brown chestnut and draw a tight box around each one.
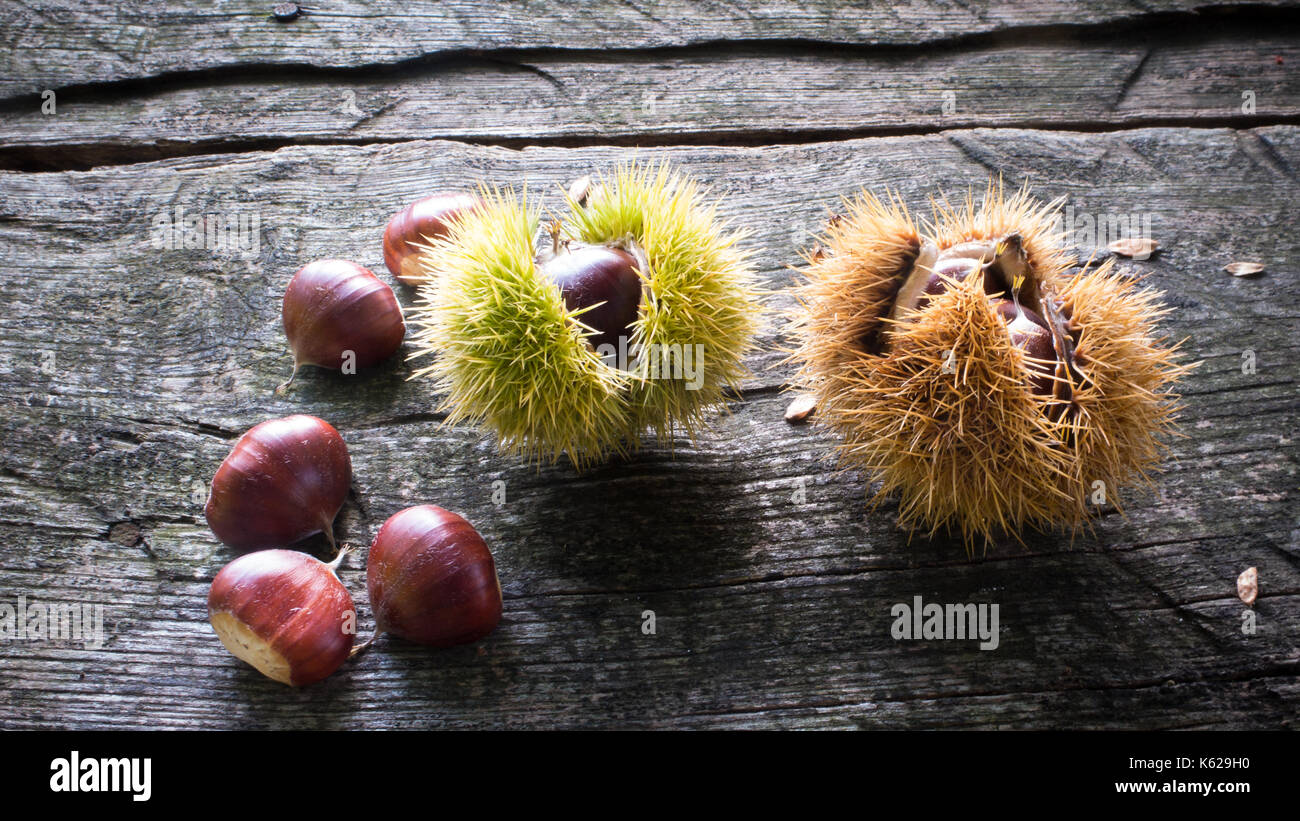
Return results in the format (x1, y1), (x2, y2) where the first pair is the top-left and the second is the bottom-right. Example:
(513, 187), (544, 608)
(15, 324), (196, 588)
(280, 259), (405, 391)
(204, 414), (351, 551)
(541, 245), (642, 356)
(994, 299), (1057, 396)
(208, 549), (355, 686)
(366, 505), (502, 647)
(920, 257), (988, 300)
(382, 192), (481, 286)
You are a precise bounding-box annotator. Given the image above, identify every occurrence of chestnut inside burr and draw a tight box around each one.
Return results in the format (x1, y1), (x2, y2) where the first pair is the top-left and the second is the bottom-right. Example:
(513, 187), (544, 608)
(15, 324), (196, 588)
(889, 233), (1086, 417)
(992, 299), (1057, 397)
(540, 244), (642, 358)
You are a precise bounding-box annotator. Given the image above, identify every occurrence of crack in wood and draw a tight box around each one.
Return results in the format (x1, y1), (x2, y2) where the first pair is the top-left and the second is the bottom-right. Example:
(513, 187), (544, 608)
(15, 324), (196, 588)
(7, 117), (1300, 173)
(5, 3), (1298, 101)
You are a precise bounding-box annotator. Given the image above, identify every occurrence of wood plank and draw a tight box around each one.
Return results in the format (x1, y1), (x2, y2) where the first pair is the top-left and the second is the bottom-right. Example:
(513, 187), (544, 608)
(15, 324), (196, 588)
(4, 20), (1298, 169)
(2, 0), (1296, 98)
(0, 128), (1296, 728)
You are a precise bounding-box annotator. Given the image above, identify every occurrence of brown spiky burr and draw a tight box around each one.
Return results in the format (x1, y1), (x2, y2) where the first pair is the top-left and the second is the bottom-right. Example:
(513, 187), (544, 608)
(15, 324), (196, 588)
(789, 184), (1189, 548)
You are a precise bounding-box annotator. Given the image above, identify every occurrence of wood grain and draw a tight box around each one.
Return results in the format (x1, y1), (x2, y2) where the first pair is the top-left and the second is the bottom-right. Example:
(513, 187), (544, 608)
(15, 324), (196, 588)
(3, 19), (1298, 170)
(2, 0), (1297, 98)
(0, 128), (1296, 729)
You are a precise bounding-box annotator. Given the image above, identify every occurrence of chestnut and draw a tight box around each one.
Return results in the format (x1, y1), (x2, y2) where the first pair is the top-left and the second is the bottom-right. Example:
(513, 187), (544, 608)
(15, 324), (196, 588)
(366, 505), (502, 647)
(993, 299), (1057, 396)
(208, 549), (355, 686)
(541, 245), (642, 355)
(280, 259), (406, 391)
(920, 257), (987, 299)
(382, 192), (481, 286)
(204, 414), (351, 551)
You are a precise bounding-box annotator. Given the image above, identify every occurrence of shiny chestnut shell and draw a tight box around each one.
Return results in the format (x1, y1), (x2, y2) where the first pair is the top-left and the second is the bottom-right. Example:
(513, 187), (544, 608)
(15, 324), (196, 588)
(208, 549), (355, 686)
(204, 415), (351, 551)
(382, 193), (480, 286)
(366, 505), (502, 647)
(921, 257), (1002, 300)
(282, 259), (405, 373)
(994, 300), (1057, 396)
(542, 245), (642, 354)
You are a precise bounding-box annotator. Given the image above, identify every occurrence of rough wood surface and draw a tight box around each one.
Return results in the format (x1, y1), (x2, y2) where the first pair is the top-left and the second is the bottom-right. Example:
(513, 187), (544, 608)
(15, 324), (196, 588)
(3, 0), (1296, 98)
(4, 17), (1298, 170)
(1, 126), (1296, 729)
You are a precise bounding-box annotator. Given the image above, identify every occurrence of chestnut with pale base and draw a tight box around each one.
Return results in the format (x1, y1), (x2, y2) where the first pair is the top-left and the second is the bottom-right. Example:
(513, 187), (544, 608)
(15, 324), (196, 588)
(208, 549), (356, 687)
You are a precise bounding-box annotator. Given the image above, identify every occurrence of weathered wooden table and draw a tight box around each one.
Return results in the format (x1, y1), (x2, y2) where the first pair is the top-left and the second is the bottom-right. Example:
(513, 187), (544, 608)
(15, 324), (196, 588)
(1, 1), (1296, 729)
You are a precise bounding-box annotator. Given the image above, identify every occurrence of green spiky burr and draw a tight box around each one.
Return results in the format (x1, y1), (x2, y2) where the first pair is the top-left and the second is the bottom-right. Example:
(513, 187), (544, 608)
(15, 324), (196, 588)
(407, 162), (763, 468)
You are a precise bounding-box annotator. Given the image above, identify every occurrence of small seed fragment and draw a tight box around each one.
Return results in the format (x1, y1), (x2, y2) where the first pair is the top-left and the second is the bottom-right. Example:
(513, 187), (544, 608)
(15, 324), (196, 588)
(1237, 566), (1258, 606)
(1108, 237), (1159, 259)
(1223, 262), (1265, 277)
(784, 393), (817, 424)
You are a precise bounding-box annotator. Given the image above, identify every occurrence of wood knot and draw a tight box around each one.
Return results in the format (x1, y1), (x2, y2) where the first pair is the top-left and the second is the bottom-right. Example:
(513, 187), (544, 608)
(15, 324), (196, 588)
(108, 521), (143, 547)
